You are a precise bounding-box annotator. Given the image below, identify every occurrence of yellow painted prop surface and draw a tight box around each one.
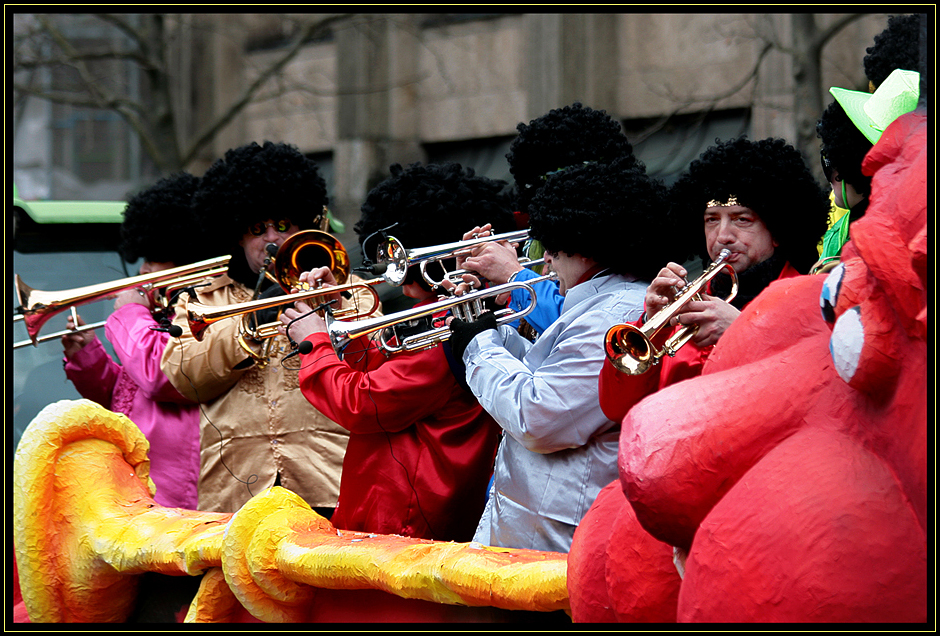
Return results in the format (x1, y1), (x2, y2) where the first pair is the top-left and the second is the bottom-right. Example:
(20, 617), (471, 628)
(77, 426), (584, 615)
(13, 400), (569, 622)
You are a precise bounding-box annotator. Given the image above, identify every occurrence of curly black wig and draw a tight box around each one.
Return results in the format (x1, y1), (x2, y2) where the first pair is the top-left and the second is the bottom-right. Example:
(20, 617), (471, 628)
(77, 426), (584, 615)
(193, 141), (328, 286)
(668, 137), (830, 274)
(816, 100), (874, 196)
(354, 162), (515, 285)
(119, 172), (206, 265)
(505, 102), (641, 212)
(527, 156), (668, 281)
(864, 14), (921, 89)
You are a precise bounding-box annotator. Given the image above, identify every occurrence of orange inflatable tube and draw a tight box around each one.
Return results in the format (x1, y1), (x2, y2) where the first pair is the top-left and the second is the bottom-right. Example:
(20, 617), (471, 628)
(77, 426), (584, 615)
(13, 400), (569, 623)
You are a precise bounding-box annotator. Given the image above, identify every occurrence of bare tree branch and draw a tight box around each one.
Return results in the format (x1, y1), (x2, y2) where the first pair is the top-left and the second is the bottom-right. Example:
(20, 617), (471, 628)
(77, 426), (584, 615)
(179, 13), (354, 166)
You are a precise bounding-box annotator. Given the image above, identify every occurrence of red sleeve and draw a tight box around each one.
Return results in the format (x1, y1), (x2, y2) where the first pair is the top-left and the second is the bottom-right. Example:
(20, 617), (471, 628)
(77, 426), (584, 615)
(298, 332), (459, 434)
(598, 318), (709, 423)
(598, 355), (660, 423)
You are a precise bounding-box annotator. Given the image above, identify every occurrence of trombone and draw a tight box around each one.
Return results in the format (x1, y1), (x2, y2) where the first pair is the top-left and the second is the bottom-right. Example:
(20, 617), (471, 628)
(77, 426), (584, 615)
(375, 229), (533, 287)
(326, 272), (558, 359)
(13, 311), (107, 350)
(604, 249), (738, 375)
(13, 255), (231, 348)
(185, 230), (382, 346)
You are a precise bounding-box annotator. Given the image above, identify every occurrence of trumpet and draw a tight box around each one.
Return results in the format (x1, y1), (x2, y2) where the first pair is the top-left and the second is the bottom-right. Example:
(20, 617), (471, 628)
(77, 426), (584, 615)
(375, 229), (533, 287)
(326, 272), (558, 359)
(604, 249), (738, 375)
(185, 230), (381, 345)
(13, 255), (231, 347)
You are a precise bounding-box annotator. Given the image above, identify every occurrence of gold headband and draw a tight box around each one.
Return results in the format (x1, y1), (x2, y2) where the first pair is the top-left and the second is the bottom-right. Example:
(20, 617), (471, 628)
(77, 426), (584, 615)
(706, 195), (739, 208)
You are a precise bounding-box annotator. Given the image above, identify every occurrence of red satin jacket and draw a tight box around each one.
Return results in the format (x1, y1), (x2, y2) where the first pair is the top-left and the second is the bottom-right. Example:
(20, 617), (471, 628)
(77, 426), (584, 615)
(298, 300), (500, 542)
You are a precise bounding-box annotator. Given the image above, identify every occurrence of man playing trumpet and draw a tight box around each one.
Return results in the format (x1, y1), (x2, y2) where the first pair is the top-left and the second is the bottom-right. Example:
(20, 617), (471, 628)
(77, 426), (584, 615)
(598, 137), (830, 424)
(279, 162), (513, 543)
(445, 157), (668, 553)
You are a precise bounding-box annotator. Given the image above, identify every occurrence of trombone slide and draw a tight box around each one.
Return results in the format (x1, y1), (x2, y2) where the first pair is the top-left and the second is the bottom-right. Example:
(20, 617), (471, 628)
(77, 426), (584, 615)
(14, 255), (230, 346)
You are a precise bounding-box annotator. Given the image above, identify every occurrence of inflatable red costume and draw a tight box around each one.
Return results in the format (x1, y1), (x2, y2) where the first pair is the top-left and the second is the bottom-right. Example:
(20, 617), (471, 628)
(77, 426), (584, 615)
(568, 110), (928, 623)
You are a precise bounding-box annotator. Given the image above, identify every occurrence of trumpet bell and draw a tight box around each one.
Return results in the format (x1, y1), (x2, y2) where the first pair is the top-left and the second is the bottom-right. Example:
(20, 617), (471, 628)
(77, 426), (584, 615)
(604, 323), (656, 376)
(275, 230), (350, 288)
(375, 236), (409, 287)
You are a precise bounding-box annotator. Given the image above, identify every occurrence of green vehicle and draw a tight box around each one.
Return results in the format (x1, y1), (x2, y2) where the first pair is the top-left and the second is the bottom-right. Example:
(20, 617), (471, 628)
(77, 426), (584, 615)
(12, 184), (133, 451)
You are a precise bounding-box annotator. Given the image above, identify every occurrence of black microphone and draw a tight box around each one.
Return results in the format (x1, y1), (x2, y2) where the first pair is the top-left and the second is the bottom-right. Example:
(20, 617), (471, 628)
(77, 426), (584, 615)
(282, 339), (314, 362)
(149, 323), (185, 337)
(354, 261), (388, 276)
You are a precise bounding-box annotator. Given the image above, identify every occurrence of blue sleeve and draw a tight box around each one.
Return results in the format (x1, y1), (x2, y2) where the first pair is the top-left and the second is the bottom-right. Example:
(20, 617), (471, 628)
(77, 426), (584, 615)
(507, 268), (563, 334)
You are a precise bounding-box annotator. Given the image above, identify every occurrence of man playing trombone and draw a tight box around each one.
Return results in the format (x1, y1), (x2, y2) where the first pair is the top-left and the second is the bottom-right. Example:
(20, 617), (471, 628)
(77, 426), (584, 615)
(446, 157), (668, 553)
(279, 162), (512, 543)
(62, 172), (217, 510)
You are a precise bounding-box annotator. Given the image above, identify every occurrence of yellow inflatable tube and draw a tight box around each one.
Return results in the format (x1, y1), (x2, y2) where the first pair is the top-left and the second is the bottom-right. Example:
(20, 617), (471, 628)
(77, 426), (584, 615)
(13, 400), (569, 623)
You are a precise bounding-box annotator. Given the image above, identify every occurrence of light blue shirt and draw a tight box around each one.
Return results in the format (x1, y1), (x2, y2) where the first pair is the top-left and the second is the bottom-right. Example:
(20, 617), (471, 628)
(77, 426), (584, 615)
(462, 272), (646, 552)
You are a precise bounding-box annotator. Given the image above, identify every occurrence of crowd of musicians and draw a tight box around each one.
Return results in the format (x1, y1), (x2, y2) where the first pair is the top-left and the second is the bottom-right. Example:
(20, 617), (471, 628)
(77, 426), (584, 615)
(46, 15), (921, 556)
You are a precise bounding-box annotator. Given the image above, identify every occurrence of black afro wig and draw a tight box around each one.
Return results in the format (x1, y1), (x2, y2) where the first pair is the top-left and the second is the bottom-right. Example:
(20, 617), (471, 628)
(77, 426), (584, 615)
(527, 156), (668, 281)
(816, 100), (874, 196)
(669, 137), (830, 274)
(119, 172), (206, 265)
(864, 14), (921, 89)
(193, 141), (328, 286)
(506, 102), (641, 212)
(194, 141), (328, 255)
(355, 162), (515, 283)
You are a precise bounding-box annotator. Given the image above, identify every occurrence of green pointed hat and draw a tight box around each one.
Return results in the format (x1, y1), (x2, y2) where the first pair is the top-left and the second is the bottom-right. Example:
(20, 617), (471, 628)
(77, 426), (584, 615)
(830, 68), (920, 144)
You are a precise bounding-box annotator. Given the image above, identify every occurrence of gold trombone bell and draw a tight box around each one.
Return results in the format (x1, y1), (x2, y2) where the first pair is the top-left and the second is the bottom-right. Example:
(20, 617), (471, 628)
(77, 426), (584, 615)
(14, 255), (230, 346)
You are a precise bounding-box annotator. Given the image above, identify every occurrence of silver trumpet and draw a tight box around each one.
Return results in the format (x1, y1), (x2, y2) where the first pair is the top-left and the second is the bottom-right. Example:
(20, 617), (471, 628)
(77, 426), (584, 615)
(375, 229), (532, 287)
(326, 271), (557, 359)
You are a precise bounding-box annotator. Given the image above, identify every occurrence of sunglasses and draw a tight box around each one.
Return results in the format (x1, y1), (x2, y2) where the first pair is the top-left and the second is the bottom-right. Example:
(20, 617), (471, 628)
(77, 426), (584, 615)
(248, 219), (294, 236)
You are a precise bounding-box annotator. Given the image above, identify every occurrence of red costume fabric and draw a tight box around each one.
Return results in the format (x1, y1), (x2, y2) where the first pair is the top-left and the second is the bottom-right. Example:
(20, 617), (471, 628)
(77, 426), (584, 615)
(297, 300), (500, 542)
(569, 110), (927, 623)
(597, 262), (801, 423)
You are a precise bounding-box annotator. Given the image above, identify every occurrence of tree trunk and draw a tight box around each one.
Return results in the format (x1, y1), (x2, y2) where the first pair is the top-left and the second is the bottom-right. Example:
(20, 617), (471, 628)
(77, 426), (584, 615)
(790, 14), (825, 170)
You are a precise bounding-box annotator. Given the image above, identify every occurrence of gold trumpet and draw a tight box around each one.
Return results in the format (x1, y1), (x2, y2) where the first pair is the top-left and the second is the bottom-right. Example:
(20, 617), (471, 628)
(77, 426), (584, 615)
(185, 230), (380, 345)
(604, 249), (738, 375)
(326, 272), (557, 359)
(376, 229), (533, 287)
(13, 255), (231, 347)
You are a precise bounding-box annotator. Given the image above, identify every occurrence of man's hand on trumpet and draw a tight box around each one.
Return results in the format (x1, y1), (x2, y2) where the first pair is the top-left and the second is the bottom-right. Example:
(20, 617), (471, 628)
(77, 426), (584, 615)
(457, 223), (523, 287)
(439, 272), (484, 300)
(277, 266), (340, 344)
(644, 262), (740, 349)
(279, 298), (327, 344)
(113, 287), (152, 311)
(671, 295), (740, 348)
(643, 262), (690, 319)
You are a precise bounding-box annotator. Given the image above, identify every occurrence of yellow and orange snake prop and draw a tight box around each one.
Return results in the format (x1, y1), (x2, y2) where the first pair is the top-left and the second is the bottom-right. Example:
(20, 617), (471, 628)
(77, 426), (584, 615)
(13, 400), (569, 623)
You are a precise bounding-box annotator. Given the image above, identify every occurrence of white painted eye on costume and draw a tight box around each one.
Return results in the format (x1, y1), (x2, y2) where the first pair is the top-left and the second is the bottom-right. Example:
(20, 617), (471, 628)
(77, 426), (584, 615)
(829, 306), (864, 384)
(819, 262), (845, 325)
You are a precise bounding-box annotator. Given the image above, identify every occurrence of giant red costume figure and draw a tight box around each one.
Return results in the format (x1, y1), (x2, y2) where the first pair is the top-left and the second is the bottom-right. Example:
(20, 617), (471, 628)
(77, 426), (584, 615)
(568, 111), (928, 623)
